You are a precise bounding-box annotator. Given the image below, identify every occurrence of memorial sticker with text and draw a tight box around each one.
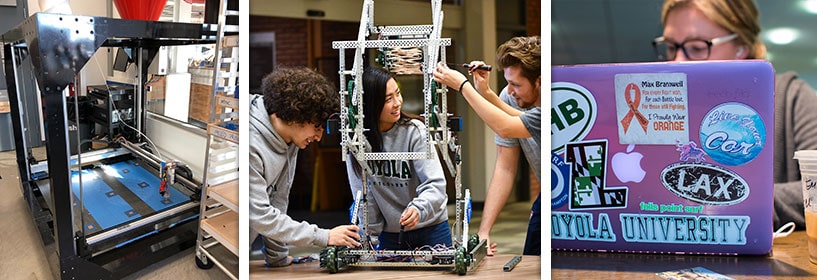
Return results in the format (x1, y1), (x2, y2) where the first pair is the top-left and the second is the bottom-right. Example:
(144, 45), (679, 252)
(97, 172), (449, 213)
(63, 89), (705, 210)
(615, 73), (689, 145)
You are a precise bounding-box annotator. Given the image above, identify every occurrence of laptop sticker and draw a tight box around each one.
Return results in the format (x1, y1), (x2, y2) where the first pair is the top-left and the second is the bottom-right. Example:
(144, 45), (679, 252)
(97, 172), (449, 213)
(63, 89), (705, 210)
(552, 153), (570, 209)
(700, 102), (766, 166)
(660, 162), (749, 206)
(615, 73), (689, 145)
(566, 140), (628, 210)
(611, 144), (646, 183)
(551, 211), (616, 242)
(675, 140), (707, 163)
(620, 213), (749, 245)
(552, 82), (597, 154)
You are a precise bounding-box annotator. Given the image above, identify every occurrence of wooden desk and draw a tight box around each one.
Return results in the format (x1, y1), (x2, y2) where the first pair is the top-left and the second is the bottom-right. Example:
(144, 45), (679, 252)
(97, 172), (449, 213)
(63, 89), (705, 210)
(250, 254), (540, 279)
(552, 230), (817, 279)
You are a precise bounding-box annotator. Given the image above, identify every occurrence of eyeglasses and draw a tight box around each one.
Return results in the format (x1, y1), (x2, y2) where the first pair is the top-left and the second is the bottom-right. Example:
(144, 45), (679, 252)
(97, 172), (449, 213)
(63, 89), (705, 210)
(652, 33), (739, 61)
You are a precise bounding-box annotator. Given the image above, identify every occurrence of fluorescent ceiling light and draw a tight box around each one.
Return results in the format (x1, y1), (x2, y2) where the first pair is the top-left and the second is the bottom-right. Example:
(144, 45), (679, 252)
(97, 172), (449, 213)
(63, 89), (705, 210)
(802, 0), (817, 14)
(766, 28), (799, 45)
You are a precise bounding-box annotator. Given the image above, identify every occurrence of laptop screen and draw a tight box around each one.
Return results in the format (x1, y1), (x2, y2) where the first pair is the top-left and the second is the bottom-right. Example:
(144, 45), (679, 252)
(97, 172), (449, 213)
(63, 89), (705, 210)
(551, 60), (774, 255)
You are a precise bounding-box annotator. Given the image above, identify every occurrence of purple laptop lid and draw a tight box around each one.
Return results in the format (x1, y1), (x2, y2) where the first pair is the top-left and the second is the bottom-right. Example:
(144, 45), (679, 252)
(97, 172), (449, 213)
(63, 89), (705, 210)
(551, 60), (774, 255)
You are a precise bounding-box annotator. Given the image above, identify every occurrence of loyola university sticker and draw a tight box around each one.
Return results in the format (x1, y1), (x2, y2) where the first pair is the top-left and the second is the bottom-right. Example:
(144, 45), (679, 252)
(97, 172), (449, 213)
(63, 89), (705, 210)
(699, 102), (766, 166)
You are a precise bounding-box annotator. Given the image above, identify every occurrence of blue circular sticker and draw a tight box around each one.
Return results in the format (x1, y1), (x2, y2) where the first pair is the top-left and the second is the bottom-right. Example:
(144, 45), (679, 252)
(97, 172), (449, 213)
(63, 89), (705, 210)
(699, 102), (766, 166)
(552, 153), (570, 209)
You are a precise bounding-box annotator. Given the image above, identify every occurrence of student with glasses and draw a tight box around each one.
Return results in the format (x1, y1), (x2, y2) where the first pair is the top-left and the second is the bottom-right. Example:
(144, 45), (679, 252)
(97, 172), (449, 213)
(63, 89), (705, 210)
(657, 0), (817, 230)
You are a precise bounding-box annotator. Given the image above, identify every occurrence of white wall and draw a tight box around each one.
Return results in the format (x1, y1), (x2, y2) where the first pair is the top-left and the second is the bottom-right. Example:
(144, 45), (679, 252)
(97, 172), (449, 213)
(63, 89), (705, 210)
(461, 0), (497, 202)
(146, 116), (208, 181)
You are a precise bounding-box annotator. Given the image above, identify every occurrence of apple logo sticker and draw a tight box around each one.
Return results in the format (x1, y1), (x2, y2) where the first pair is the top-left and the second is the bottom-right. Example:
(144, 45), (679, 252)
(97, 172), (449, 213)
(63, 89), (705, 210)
(612, 144), (646, 183)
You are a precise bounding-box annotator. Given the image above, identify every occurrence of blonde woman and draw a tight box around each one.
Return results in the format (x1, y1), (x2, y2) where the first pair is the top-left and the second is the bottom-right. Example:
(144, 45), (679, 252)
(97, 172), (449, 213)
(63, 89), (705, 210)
(655, 0), (817, 229)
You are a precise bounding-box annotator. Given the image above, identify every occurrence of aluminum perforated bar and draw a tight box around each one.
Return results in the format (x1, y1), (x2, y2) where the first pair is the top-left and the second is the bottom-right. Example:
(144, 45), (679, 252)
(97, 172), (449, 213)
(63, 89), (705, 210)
(350, 262), (455, 267)
(377, 25), (433, 36)
(362, 175), (369, 239)
(332, 38), (452, 49)
(359, 152), (429, 161)
(351, 190), (362, 224)
(347, 249), (455, 256)
(439, 47), (450, 144)
(462, 189), (471, 248)
(350, 0), (373, 104)
(425, 0), (444, 75)
(338, 48), (350, 159)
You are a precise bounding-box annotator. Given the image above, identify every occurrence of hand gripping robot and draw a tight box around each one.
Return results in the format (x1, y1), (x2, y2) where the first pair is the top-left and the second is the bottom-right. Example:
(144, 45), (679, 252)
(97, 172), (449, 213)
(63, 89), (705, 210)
(319, 0), (487, 275)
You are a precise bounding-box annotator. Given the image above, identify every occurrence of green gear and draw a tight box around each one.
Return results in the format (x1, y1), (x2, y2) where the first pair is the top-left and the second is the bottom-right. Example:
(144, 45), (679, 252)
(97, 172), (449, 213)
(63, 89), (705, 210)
(454, 246), (467, 275)
(324, 246), (338, 274)
(468, 233), (480, 252)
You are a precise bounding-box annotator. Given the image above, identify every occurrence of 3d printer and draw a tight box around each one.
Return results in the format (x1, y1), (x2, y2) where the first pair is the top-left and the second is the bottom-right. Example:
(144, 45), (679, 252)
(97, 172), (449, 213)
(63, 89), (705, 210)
(1, 13), (222, 279)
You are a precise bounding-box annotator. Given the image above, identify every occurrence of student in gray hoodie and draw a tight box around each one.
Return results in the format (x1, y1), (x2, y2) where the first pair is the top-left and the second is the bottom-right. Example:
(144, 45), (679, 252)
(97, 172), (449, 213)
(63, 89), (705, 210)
(250, 67), (361, 267)
(346, 66), (451, 250)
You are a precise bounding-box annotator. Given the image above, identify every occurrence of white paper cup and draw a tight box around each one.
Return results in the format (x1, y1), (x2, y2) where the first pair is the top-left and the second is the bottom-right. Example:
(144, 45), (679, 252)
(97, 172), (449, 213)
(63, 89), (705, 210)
(794, 150), (817, 264)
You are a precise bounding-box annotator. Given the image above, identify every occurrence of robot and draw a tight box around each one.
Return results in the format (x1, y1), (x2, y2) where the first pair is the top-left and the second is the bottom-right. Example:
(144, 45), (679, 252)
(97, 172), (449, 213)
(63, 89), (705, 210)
(320, 0), (487, 275)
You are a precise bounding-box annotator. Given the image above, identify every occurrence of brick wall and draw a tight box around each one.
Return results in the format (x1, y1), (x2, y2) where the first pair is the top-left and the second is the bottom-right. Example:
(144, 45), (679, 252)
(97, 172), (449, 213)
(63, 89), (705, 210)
(248, 16), (360, 211)
(317, 20), (359, 86)
(526, 0), (541, 36)
(249, 15), (309, 67)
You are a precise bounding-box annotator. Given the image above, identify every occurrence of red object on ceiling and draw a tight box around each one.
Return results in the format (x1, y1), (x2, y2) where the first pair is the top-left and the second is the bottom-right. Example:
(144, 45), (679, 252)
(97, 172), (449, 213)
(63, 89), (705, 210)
(113, 0), (168, 21)
(184, 0), (205, 4)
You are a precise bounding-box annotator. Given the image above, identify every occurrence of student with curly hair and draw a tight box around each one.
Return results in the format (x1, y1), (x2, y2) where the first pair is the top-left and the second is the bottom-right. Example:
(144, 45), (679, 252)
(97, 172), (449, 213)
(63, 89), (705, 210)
(249, 66), (361, 267)
(347, 66), (450, 251)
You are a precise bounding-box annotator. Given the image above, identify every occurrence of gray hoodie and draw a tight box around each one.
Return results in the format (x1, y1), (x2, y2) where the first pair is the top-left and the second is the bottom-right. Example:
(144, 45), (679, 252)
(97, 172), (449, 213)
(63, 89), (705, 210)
(248, 94), (329, 266)
(773, 72), (817, 230)
(346, 118), (448, 235)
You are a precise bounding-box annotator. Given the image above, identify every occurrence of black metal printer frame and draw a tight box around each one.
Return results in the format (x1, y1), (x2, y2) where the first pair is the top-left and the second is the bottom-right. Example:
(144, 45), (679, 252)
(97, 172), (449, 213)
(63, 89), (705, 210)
(1, 12), (222, 279)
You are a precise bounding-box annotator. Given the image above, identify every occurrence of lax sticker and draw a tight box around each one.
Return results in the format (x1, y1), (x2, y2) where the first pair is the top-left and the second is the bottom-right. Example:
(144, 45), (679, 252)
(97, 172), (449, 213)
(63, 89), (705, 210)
(661, 162), (749, 206)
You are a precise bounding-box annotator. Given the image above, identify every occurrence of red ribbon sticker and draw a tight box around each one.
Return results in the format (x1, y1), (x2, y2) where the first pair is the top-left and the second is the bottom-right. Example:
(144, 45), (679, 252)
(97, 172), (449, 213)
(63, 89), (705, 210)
(621, 83), (649, 133)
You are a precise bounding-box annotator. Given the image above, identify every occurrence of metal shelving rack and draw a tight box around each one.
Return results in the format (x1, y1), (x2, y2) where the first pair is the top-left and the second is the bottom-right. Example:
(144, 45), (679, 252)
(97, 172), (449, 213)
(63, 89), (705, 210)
(194, 0), (239, 278)
(322, 0), (486, 275)
(1, 13), (220, 279)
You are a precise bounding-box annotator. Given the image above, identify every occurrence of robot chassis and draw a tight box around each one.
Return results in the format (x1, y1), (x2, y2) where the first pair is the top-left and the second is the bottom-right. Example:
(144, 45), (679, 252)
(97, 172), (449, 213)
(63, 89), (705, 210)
(320, 0), (487, 275)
